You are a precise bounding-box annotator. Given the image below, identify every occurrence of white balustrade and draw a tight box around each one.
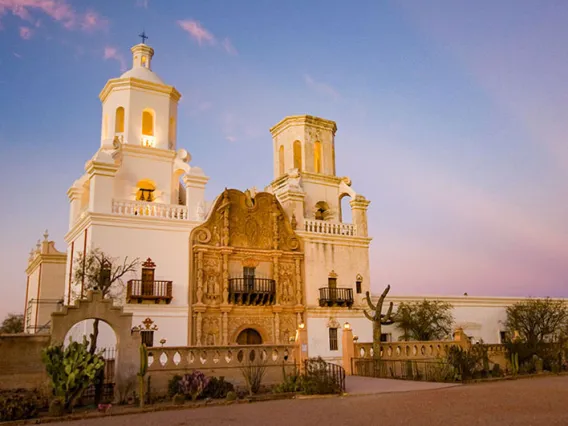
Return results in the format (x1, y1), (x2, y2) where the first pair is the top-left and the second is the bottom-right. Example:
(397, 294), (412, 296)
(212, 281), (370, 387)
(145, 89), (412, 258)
(112, 199), (189, 220)
(303, 219), (357, 236)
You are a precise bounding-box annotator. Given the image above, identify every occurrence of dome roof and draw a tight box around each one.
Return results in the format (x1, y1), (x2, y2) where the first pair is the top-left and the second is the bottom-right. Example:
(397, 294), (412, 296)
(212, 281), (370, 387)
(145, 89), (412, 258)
(120, 66), (165, 85)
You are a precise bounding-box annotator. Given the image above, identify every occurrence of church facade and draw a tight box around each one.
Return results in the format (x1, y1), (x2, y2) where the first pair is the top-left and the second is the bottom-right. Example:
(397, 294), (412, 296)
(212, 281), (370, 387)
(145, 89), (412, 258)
(22, 40), (374, 359)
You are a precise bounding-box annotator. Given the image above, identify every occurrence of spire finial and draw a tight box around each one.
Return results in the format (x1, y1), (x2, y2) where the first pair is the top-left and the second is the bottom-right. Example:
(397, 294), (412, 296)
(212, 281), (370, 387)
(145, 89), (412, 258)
(35, 239), (41, 251)
(139, 30), (148, 44)
(43, 229), (49, 241)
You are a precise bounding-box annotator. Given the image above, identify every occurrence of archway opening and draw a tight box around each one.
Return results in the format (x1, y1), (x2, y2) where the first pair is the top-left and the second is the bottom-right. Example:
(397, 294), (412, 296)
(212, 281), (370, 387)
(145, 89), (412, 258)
(293, 140), (302, 170)
(339, 194), (352, 223)
(278, 145), (285, 176)
(236, 328), (263, 345)
(64, 319), (117, 405)
(136, 179), (156, 202)
(314, 201), (331, 221)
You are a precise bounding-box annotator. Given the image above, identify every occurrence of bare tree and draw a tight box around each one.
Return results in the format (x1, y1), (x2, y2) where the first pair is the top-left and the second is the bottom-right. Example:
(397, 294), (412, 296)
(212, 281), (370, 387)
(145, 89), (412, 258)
(73, 248), (139, 354)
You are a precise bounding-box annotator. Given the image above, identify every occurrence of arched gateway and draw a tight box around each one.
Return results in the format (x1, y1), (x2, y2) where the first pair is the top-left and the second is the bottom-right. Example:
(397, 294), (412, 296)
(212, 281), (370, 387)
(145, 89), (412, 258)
(50, 291), (141, 402)
(236, 328), (263, 345)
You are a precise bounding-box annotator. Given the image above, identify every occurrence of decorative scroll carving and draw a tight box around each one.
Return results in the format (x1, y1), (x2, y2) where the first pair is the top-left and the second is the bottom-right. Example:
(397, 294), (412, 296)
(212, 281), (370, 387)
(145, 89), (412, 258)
(222, 312), (228, 345)
(228, 315), (273, 343)
(196, 312), (203, 346)
(196, 251), (204, 304)
(203, 316), (220, 346)
(295, 257), (302, 305)
(280, 315), (296, 344)
(274, 312), (280, 344)
(279, 263), (295, 304)
(203, 258), (221, 303)
(190, 189), (301, 251)
(273, 256), (280, 304)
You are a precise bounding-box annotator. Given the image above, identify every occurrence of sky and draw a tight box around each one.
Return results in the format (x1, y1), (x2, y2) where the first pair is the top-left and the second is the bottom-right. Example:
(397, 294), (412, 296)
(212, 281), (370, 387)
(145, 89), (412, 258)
(0, 0), (567, 319)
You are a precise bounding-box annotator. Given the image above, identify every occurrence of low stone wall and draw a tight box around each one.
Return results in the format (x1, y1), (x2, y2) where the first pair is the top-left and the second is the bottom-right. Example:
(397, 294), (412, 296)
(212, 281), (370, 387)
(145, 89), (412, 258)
(146, 344), (298, 395)
(353, 340), (509, 369)
(0, 334), (51, 391)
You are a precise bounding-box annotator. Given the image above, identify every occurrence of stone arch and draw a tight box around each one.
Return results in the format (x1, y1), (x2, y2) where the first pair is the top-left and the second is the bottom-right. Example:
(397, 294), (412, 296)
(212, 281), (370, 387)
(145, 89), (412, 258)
(231, 323), (269, 345)
(339, 193), (352, 223)
(293, 140), (302, 170)
(50, 291), (140, 402)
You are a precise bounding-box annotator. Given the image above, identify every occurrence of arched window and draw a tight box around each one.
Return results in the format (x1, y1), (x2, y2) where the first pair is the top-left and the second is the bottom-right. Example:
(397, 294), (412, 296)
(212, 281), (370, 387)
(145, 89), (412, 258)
(115, 107), (125, 133)
(136, 179), (156, 202)
(315, 201), (330, 221)
(142, 109), (154, 136)
(293, 140), (302, 170)
(278, 145), (285, 176)
(339, 194), (352, 223)
(314, 141), (322, 173)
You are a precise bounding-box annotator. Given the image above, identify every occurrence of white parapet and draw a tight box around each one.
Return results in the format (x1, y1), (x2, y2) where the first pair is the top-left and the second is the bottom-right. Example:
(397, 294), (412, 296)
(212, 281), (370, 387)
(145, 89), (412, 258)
(303, 219), (357, 236)
(112, 199), (189, 220)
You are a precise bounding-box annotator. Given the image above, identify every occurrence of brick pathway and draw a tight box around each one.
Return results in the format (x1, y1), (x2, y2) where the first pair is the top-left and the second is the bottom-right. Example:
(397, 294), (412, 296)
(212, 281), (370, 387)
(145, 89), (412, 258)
(50, 376), (568, 426)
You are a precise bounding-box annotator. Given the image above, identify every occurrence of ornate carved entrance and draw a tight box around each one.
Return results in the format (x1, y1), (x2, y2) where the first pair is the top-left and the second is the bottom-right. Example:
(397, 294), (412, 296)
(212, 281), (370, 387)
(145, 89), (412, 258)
(237, 328), (263, 345)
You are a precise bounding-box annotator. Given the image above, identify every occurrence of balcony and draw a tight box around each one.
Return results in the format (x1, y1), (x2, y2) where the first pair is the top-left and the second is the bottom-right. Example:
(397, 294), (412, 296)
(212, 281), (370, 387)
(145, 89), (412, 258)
(112, 200), (189, 220)
(304, 219), (357, 236)
(126, 279), (173, 304)
(319, 287), (354, 308)
(228, 278), (276, 306)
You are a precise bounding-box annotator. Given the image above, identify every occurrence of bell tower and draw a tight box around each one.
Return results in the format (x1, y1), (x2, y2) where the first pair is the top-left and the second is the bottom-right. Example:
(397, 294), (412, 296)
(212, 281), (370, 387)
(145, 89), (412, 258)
(98, 39), (181, 151)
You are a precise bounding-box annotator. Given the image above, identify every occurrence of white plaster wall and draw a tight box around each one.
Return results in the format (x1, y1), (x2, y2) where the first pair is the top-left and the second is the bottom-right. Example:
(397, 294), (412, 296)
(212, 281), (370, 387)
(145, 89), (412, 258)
(112, 151), (176, 203)
(128, 309), (188, 347)
(127, 89), (172, 150)
(87, 223), (192, 308)
(303, 240), (370, 307)
(25, 268), (40, 330)
(64, 229), (88, 304)
(306, 315), (372, 361)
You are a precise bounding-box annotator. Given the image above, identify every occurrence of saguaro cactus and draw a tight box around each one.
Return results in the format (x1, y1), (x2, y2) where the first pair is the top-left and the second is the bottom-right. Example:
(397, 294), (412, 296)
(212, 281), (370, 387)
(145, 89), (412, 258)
(138, 344), (148, 407)
(363, 285), (395, 359)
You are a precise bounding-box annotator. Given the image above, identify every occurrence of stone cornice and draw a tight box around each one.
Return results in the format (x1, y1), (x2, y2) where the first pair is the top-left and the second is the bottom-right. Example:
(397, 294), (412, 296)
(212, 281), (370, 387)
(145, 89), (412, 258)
(99, 77), (181, 102)
(85, 160), (119, 177)
(26, 253), (67, 275)
(377, 295), (568, 307)
(66, 186), (83, 201)
(121, 143), (177, 162)
(192, 245), (304, 258)
(296, 231), (372, 248)
(300, 172), (343, 186)
(65, 212), (200, 243)
(183, 173), (210, 188)
(270, 115), (337, 137)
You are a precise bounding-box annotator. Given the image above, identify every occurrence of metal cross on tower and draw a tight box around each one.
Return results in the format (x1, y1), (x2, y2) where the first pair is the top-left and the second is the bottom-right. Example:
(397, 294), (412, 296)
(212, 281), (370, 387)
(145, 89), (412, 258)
(139, 31), (148, 44)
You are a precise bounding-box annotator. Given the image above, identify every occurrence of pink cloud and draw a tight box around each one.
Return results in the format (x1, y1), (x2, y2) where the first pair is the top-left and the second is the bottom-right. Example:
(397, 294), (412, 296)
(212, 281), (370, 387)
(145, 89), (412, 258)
(103, 46), (127, 72)
(19, 25), (32, 39)
(222, 38), (238, 55)
(13, 52), (22, 58)
(0, 0), (107, 32)
(304, 74), (339, 100)
(177, 19), (215, 46)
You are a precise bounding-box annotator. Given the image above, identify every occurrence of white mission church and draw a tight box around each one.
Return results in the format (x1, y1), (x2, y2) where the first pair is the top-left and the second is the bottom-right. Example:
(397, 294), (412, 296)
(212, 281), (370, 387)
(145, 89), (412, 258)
(22, 40), (563, 363)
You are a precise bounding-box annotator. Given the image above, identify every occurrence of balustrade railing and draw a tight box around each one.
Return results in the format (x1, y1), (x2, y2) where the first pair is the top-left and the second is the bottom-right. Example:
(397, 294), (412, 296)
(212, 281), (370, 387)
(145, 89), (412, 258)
(127, 279), (173, 304)
(146, 344), (296, 371)
(354, 341), (461, 360)
(303, 219), (357, 236)
(318, 287), (354, 307)
(228, 277), (276, 306)
(112, 199), (189, 220)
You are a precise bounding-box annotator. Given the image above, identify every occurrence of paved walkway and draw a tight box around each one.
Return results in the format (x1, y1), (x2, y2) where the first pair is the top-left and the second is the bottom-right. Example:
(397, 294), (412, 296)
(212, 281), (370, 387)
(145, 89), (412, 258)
(48, 375), (568, 426)
(345, 375), (459, 395)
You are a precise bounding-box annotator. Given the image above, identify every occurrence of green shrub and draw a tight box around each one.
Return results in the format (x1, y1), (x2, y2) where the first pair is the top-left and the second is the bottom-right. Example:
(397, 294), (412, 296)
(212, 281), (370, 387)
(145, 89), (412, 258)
(48, 397), (64, 417)
(226, 391), (237, 401)
(492, 363), (502, 377)
(167, 374), (183, 398)
(302, 358), (341, 395)
(202, 376), (235, 399)
(274, 369), (303, 393)
(446, 346), (483, 381)
(0, 389), (42, 421)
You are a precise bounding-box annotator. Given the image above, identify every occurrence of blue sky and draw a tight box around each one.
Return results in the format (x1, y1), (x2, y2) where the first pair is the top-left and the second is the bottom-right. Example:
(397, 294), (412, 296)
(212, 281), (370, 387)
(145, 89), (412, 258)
(1, 0), (567, 318)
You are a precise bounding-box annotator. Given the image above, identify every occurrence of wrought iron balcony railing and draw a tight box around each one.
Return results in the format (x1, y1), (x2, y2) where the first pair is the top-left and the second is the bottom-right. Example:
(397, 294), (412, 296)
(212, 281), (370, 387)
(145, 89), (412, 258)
(228, 277), (276, 306)
(127, 280), (173, 304)
(319, 287), (354, 308)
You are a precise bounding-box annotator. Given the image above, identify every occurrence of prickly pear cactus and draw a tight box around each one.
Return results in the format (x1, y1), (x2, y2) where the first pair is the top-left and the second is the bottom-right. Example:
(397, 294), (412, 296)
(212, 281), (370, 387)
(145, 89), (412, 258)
(42, 336), (105, 411)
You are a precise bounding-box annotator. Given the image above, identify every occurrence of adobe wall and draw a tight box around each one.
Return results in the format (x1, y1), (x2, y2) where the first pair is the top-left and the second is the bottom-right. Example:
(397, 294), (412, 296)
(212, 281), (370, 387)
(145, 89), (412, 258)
(0, 334), (51, 391)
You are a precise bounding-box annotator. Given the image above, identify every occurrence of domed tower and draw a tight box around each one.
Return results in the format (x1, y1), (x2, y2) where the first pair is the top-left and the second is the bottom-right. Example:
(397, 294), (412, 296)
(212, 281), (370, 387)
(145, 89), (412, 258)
(99, 41), (181, 150)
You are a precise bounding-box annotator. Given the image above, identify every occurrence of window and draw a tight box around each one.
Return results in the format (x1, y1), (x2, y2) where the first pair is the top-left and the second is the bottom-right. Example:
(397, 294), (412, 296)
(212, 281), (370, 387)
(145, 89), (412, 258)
(115, 107), (125, 133)
(380, 333), (391, 342)
(243, 267), (255, 291)
(356, 274), (363, 294)
(278, 145), (285, 176)
(314, 141), (322, 173)
(142, 109), (154, 136)
(293, 140), (302, 170)
(329, 328), (338, 351)
(141, 330), (154, 347)
(499, 331), (507, 343)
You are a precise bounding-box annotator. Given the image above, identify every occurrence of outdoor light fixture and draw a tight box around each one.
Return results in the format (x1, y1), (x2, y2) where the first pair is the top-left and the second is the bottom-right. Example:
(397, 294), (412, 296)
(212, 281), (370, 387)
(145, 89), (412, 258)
(160, 338), (166, 347)
(353, 335), (359, 342)
(299, 323), (305, 329)
(343, 322), (351, 330)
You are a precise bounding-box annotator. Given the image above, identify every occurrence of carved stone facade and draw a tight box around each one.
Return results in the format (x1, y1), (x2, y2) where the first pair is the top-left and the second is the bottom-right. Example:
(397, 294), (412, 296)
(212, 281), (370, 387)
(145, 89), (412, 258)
(189, 189), (304, 345)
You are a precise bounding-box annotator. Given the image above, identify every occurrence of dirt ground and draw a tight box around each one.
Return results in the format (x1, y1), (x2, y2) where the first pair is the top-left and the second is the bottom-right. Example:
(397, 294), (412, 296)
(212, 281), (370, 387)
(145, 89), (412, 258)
(49, 375), (568, 426)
